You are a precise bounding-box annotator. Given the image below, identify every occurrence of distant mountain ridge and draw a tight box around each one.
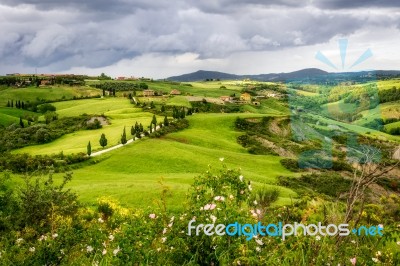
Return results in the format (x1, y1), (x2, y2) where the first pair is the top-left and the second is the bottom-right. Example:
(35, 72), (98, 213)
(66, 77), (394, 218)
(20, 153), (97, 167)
(166, 68), (400, 82)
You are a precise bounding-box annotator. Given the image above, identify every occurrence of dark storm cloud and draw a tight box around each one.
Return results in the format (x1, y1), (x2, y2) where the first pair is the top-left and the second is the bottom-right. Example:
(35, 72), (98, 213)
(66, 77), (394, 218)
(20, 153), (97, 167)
(0, 0), (399, 73)
(315, 0), (400, 9)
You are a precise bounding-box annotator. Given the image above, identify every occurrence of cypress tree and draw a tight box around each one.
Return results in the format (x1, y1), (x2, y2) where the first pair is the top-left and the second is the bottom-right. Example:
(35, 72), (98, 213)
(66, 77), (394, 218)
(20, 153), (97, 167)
(161, 105), (165, 113)
(131, 125), (135, 136)
(19, 117), (24, 128)
(87, 141), (92, 156)
(135, 121), (139, 132)
(164, 115), (169, 126)
(139, 123), (144, 132)
(149, 123), (153, 133)
(152, 114), (157, 127)
(135, 131), (141, 139)
(121, 127), (127, 145)
(99, 133), (108, 148)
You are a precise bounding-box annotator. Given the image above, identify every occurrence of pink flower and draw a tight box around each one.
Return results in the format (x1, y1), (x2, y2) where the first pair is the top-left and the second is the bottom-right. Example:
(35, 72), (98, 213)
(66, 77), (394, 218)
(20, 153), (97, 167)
(350, 257), (356, 265)
(203, 203), (216, 210)
(149, 213), (156, 219)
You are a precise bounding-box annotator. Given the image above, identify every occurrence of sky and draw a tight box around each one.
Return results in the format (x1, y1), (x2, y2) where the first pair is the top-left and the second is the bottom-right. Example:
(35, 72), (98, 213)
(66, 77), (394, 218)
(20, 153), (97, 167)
(1, 0), (400, 79)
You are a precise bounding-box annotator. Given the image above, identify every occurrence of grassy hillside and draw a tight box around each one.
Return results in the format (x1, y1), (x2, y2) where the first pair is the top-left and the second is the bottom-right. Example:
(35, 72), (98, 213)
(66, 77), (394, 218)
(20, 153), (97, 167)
(0, 107), (38, 126)
(0, 86), (101, 106)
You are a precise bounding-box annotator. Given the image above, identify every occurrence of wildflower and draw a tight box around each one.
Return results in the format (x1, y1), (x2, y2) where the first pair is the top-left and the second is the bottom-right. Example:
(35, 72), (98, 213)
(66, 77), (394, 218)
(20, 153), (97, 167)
(378, 224), (383, 230)
(350, 257), (356, 266)
(98, 217), (104, 223)
(255, 239), (263, 246)
(86, 246), (94, 253)
(315, 235), (321, 241)
(250, 210), (257, 218)
(109, 234), (114, 241)
(102, 249), (107, 255)
(113, 247), (121, 256)
(60, 249), (65, 255)
(256, 247), (261, 252)
(253, 200), (257, 205)
(168, 222), (173, 228)
(240, 190), (244, 195)
(214, 196), (225, 201)
(372, 258), (379, 263)
(29, 247), (35, 253)
(210, 215), (217, 223)
(219, 157), (224, 162)
(93, 261), (99, 266)
(149, 213), (156, 219)
(38, 235), (47, 241)
(375, 251), (381, 257)
(256, 209), (261, 215)
(161, 237), (167, 243)
(16, 238), (23, 245)
(229, 195), (234, 200)
(170, 216), (175, 222)
(102, 242), (107, 247)
(248, 184), (252, 191)
(239, 175), (243, 182)
(163, 228), (167, 234)
(397, 241), (400, 245)
(157, 248), (161, 252)
(237, 260), (241, 265)
(203, 203), (216, 210)
(52, 233), (58, 239)
(351, 240), (356, 244)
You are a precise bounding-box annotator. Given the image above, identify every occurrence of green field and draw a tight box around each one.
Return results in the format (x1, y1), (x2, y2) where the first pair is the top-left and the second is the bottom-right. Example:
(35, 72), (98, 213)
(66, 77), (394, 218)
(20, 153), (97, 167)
(15, 98), (162, 155)
(55, 113), (297, 211)
(13, 99), (297, 211)
(0, 86), (102, 107)
(0, 107), (38, 126)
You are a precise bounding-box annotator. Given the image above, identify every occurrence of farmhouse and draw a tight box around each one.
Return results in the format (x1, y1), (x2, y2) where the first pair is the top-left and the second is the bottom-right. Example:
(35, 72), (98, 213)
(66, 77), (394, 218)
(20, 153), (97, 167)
(143, 89), (155, 97)
(240, 93), (252, 102)
(170, 89), (181, 95)
(220, 96), (234, 102)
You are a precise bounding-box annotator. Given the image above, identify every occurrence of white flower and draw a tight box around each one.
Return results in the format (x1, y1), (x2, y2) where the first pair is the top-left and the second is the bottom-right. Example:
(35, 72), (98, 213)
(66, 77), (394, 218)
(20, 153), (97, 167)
(253, 200), (257, 205)
(29, 247), (35, 252)
(372, 258), (379, 263)
(16, 238), (24, 245)
(255, 239), (263, 246)
(229, 195), (234, 200)
(210, 215), (217, 223)
(170, 216), (175, 223)
(86, 246), (94, 253)
(315, 235), (321, 241)
(168, 222), (173, 228)
(60, 249), (65, 255)
(102, 242), (107, 248)
(161, 237), (167, 243)
(378, 224), (383, 229)
(256, 209), (261, 215)
(109, 234), (114, 241)
(239, 175), (243, 182)
(98, 217), (104, 223)
(237, 260), (241, 265)
(397, 241), (400, 245)
(52, 233), (58, 239)
(163, 228), (167, 234)
(157, 248), (161, 252)
(376, 251), (381, 257)
(219, 157), (224, 162)
(149, 213), (156, 219)
(240, 190), (244, 195)
(93, 261), (99, 266)
(248, 184), (252, 191)
(102, 249), (107, 255)
(351, 240), (356, 244)
(38, 235), (47, 241)
(214, 196), (225, 201)
(256, 247), (261, 252)
(113, 247), (121, 256)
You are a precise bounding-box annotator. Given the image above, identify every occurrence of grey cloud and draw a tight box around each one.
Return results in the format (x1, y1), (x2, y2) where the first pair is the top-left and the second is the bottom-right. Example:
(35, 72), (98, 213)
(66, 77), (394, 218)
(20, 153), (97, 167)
(0, 0), (399, 74)
(315, 0), (400, 9)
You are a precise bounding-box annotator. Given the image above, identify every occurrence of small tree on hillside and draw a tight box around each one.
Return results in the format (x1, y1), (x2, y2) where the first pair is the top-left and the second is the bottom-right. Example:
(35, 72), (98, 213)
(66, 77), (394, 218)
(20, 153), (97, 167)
(152, 114), (157, 127)
(135, 131), (141, 139)
(161, 105), (166, 113)
(99, 133), (108, 148)
(87, 141), (92, 156)
(121, 127), (127, 145)
(131, 125), (135, 136)
(19, 117), (24, 128)
(149, 123), (153, 133)
(164, 115), (169, 126)
(6, 100), (10, 107)
(139, 123), (144, 132)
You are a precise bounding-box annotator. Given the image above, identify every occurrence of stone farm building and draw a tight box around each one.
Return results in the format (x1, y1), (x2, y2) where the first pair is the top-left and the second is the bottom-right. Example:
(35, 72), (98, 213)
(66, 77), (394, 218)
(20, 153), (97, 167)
(143, 89), (155, 97)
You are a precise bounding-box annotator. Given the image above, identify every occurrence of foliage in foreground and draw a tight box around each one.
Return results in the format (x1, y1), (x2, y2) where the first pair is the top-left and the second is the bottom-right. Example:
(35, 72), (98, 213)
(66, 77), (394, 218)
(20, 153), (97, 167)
(0, 163), (399, 265)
